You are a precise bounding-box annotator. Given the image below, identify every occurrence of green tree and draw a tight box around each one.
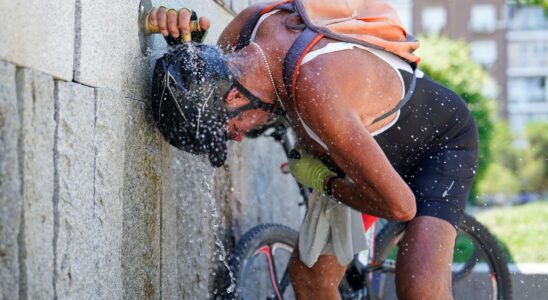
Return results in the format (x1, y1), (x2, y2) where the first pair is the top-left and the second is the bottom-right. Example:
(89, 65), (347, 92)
(477, 163), (521, 199)
(519, 122), (548, 192)
(491, 121), (519, 170)
(415, 35), (496, 203)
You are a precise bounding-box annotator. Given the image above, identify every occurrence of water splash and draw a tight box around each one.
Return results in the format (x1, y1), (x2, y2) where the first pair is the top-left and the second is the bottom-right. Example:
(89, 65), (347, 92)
(203, 175), (235, 294)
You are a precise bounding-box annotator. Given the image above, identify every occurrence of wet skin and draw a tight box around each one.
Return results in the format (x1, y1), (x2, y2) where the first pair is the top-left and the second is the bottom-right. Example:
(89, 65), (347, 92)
(152, 3), (457, 299)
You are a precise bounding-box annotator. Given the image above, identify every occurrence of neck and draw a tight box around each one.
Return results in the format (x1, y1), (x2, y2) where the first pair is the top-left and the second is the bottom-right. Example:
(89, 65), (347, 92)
(225, 44), (278, 105)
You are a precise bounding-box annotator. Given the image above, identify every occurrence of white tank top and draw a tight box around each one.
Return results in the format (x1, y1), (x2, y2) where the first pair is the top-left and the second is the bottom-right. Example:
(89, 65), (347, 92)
(252, 10), (424, 150)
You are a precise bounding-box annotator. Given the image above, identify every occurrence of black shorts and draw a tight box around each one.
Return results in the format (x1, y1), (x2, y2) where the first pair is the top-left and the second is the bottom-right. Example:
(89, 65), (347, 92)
(375, 72), (479, 228)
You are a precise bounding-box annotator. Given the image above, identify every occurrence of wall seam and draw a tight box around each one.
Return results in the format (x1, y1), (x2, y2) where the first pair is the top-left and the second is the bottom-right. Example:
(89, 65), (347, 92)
(52, 81), (61, 300)
(73, 0), (83, 80)
(16, 68), (27, 300)
(92, 89), (98, 220)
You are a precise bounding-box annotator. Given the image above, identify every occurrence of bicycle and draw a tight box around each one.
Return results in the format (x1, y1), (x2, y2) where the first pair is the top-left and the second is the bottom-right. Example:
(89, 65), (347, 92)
(222, 119), (512, 300)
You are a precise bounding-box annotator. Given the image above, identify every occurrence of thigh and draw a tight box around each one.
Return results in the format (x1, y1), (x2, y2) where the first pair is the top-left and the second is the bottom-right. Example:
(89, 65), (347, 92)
(395, 216), (457, 299)
(408, 138), (478, 228)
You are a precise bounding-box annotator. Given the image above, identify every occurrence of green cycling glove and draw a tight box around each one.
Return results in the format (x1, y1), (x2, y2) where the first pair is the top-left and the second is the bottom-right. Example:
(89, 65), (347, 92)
(288, 149), (337, 194)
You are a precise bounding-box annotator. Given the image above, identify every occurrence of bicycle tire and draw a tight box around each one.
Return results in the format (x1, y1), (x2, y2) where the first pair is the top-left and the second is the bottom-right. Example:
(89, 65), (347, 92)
(223, 224), (299, 300)
(373, 214), (512, 300)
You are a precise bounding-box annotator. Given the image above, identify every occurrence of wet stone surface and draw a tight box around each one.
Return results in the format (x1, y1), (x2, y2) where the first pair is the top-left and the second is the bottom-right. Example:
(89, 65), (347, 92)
(93, 88), (128, 299)
(122, 99), (163, 300)
(54, 81), (98, 299)
(16, 68), (55, 300)
(0, 60), (21, 300)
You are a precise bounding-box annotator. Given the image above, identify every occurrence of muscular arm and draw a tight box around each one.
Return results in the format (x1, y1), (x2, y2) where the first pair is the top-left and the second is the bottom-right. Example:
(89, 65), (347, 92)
(296, 65), (416, 221)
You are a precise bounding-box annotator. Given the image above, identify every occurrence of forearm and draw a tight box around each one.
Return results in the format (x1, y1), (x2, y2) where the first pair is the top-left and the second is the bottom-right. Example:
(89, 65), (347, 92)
(330, 177), (416, 221)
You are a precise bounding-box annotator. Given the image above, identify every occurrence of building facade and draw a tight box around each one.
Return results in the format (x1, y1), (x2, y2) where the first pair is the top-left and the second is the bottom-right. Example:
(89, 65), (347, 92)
(412, 0), (548, 135)
(412, 0), (508, 117)
(506, 4), (548, 134)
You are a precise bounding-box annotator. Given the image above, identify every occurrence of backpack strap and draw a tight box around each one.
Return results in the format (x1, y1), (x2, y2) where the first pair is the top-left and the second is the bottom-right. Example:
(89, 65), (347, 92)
(371, 70), (417, 124)
(282, 28), (324, 102)
(235, 0), (295, 50)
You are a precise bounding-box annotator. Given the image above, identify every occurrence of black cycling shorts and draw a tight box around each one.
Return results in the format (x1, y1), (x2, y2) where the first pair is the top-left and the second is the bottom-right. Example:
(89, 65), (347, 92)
(375, 72), (479, 228)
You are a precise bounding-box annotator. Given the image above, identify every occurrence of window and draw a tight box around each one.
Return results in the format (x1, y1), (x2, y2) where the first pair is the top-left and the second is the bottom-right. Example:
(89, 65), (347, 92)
(470, 40), (498, 68)
(469, 5), (497, 33)
(508, 5), (548, 30)
(508, 40), (548, 69)
(421, 6), (447, 35)
(508, 77), (546, 103)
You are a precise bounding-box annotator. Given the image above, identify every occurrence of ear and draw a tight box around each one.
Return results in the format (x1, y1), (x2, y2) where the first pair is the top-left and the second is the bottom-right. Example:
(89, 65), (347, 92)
(225, 87), (250, 108)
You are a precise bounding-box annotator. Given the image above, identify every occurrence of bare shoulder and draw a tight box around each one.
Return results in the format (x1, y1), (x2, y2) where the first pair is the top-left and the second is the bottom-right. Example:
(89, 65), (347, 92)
(293, 46), (404, 131)
(218, 2), (280, 50)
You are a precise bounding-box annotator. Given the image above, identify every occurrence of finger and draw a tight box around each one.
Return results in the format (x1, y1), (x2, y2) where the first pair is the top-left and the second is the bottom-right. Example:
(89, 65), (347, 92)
(148, 7), (158, 26)
(167, 9), (180, 37)
(198, 16), (211, 31)
(178, 9), (191, 36)
(157, 6), (168, 36)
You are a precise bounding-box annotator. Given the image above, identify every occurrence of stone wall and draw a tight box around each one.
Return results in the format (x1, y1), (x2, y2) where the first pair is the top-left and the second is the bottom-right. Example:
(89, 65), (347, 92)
(0, 0), (304, 299)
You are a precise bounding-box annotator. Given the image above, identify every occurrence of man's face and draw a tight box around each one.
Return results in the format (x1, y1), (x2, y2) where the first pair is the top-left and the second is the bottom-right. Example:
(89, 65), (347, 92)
(226, 107), (270, 141)
(225, 88), (270, 141)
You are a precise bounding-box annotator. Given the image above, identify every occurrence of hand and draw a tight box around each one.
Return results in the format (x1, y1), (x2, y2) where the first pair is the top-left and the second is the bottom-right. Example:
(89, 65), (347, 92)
(288, 149), (337, 193)
(148, 6), (211, 38)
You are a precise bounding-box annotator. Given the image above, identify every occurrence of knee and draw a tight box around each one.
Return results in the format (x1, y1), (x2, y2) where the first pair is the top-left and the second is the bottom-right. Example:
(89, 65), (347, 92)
(396, 271), (452, 300)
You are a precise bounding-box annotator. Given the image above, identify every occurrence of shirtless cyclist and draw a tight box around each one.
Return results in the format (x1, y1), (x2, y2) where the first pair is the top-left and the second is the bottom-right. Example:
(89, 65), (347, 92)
(149, 2), (478, 299)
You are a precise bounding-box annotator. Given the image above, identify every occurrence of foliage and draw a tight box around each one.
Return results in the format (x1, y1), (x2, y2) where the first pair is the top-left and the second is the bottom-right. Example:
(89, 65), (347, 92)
(477, 201), (548, 263)
(518, 122), (548, 192)
(490, 122), (519, 170)
(477, 163), (521, 197)
(415, 35), (496, 202)
(476, 121), (547, 198)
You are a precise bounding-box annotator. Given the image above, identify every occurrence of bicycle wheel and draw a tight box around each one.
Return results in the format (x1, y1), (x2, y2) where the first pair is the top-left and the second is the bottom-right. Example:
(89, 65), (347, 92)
(372, 214), (512, 300)
(224, 224), (298, 300)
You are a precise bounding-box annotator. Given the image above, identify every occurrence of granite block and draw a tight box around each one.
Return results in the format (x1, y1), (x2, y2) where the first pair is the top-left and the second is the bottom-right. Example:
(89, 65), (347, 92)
(0, 1), (75, 80)
(121, 99), (163, 299)
(160, 145), (219, 298)
(93, 88), (128, 299)
(16, 68), (55, 300)
(54, 81), (98, 300)
(0, 60), (21, 300)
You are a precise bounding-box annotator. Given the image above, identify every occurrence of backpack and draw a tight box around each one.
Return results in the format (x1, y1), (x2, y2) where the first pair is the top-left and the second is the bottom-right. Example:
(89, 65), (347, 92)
(234, 0), (418, 124)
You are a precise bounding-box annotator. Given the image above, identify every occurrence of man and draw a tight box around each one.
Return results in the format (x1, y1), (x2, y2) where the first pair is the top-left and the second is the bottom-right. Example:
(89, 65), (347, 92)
(149, 1), (478, 299)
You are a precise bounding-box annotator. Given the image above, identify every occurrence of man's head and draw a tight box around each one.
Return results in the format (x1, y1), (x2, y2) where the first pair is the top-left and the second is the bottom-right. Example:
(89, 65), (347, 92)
(224, 87), (272, 141)
(151, 43), (276, 167)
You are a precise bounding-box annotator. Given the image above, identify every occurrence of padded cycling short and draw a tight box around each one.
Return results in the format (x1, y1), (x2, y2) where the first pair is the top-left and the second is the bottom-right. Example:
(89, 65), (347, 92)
(375, 72), (479, 228)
